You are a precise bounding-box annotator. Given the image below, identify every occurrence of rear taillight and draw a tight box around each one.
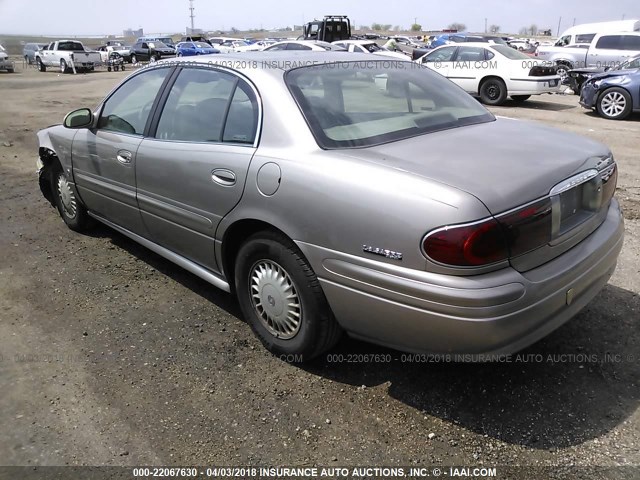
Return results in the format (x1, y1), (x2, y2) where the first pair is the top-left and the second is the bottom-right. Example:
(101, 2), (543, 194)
(423, 219), (509, 267)
(424, 163), (617, 268)
(497, 198), (553, 257)
(423, 198), (552, 267)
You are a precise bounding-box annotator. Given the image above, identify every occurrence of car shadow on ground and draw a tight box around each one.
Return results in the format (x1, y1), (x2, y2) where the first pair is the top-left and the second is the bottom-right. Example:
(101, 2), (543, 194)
(84, 223), (639, 451)
(500, 98), (578, 111)
(582, 110), (640, 121)
(84, 223), (242, 319)
(301, 284), (640, 450)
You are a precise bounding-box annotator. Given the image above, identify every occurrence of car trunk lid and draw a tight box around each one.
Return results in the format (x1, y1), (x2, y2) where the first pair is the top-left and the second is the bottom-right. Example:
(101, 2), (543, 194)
(339, 117), (616, 271)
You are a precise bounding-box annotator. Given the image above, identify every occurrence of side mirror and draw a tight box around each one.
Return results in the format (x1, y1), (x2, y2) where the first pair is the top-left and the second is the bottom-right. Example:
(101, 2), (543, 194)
(63, 108), (94, 129)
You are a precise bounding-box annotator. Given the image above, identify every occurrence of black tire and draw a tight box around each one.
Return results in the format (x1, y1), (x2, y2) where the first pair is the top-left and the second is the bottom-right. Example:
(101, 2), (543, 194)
(511, 95), (531, 102)
(60, 59), (68, 74)
(50, 162), (93, 231)
(37, 57), (46, 72)
(234, 231), (342, 361)
(596, 87), (632, 120)
(130, 54), (137, 64)
(150, 54), (159, 62)
(555, 63), (570, 79)
(479, 77), (508, 105)
(107, 66), (112, 72)
(121, 65), (125, 71)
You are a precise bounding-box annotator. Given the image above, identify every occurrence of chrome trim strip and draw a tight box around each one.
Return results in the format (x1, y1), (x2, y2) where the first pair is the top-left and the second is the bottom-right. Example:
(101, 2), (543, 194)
(549, 169), (598, 196)
(88, 212), (230, 293)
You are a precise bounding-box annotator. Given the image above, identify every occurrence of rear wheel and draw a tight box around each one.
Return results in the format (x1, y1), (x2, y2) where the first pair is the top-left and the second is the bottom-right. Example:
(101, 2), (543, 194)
(37, 57), (46, 72)
(511, 95), (531, 102)
(596, 87), (632, 120)
(234, 231), (342, 361)
(60, 59), (68, 73)
(51, 162), (93, 231)
(479, 78), (507, 105)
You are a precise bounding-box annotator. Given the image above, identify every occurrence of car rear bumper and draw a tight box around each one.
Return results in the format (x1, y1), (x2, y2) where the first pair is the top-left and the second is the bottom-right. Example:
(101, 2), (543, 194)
(508, 76), (561, 95)
(298, 199), (624, 355)
(0, 58), (15, 70)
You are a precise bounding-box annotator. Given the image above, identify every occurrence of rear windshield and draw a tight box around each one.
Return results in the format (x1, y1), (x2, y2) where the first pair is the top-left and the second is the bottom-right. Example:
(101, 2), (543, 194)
(492, 45), (531, 60)
(286, 61), (494, 149)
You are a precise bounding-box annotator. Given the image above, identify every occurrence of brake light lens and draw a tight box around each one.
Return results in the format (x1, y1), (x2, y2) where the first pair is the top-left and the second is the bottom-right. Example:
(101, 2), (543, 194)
(423, 219), (508, 267)
(423, 198), (553, 267)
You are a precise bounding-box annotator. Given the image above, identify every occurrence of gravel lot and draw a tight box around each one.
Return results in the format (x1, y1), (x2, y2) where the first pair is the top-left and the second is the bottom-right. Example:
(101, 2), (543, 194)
(0, 64), (638, 478)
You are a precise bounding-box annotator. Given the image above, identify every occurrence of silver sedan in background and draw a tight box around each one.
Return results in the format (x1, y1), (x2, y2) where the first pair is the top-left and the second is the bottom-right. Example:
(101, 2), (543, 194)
(36, 53), (623, 361)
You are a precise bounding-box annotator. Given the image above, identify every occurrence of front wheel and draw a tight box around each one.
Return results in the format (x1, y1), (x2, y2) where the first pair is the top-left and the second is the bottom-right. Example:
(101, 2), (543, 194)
(130, 54), (137, 64)
(596, 87), (632, 120)
(37, 57), (46, 72)
(555, 63), (570, 80)
(479, 78), (507, 105)
(234, 231), (342, 361)
(511, 95), (531, 102)
(51, 163), (93, 231)
(60, 59), (68, 73)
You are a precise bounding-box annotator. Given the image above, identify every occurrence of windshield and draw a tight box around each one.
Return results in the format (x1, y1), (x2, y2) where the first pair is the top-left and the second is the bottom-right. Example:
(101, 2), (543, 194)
(286, 62), (494, 149)
(194, 43), (209, 48)
(159, 38), (173, 45)
(492, 45), (531, 60)
(149, 41), (168, 48)
(618, 56), (640, 70)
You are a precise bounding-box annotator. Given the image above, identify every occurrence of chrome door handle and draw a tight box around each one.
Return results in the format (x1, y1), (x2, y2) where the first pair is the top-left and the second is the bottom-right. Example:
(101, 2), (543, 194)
(211, 169), (236, 186)
(116, 150), (132, 164)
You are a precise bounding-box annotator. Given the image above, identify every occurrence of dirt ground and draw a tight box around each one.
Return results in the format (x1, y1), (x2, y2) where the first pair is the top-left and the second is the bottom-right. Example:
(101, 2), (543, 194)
(0, 63), (639, 477)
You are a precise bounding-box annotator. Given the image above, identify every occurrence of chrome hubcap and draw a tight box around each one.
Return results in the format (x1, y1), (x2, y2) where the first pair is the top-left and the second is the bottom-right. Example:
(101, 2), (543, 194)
(601, 92), (626, 117)
(249, 260), (301, 339)
(56, 173), (77, 218)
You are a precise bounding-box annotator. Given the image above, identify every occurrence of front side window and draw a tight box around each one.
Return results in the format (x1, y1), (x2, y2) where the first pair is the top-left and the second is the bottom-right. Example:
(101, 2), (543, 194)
(155, 68), (258, 144)
(424, 46), (457, 62)
(286, 62), (494, 149)
(98, 68), (170, 135)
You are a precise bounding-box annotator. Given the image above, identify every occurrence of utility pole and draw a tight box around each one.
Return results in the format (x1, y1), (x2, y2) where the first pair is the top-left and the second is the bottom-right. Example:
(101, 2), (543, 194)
(189, 0), (195, 31)
(557, 16), (562, 37)
(622, 14), (626, 20)
(485, 18), (487, 33)
(573, 18), (576, 26)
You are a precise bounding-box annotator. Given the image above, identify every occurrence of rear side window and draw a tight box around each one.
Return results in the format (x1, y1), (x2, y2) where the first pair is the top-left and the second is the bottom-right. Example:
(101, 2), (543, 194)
(620, 35), (640, 51)
(575, 33), (596, 43)
(155, 68), (259, 145)
(596, 35), (621, 49)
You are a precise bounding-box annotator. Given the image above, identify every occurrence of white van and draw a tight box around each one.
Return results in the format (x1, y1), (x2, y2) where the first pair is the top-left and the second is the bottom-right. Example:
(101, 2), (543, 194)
(555, 19), (640, 47)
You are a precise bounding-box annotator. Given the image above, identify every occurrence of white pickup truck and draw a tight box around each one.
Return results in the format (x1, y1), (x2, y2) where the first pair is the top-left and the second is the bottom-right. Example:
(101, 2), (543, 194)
(35, 40), (102, 73)
(536, 31), (640, 77)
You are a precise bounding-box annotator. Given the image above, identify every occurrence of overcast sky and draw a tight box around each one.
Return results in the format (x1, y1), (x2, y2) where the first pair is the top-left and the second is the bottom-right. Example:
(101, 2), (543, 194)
(0, 0), (637, 36)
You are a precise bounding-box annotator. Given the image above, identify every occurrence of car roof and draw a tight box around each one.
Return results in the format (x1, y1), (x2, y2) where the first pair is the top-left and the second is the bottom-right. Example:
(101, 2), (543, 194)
(157, 51), (409, 76)
(332, 40), (374, 45)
